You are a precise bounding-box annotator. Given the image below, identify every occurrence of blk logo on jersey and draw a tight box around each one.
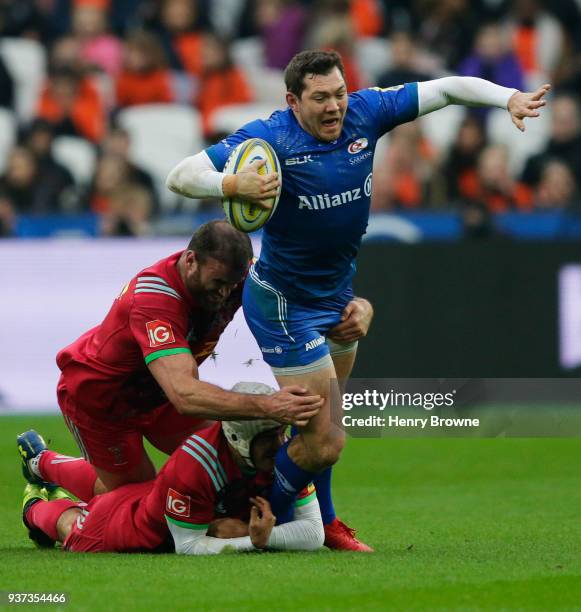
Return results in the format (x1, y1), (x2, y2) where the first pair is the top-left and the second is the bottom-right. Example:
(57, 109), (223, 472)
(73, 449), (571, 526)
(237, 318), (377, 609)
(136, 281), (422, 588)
(166, 488), (191, 517)
(146, 320), (175, 347)
(285, 155), (313, 166)
(348, 138), (368, 154)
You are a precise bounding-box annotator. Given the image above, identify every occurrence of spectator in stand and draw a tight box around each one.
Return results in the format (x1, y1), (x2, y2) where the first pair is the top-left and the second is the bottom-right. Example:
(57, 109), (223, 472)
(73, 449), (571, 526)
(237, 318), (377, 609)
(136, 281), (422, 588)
(522, 93), (581, 187)
(0, 195), (15, 237)
(36, 66), (106, 143)
(50, 35), (85, 72)
(0, 0), (43, 39)
(377, 30), (433, 90)
(309, 7), (364, 91)
(149, 0), (208, 77)
(416, 0), (482, 71)
(197, 32), (253, 138)
(115, 30), (173, 107)
(507, 0), (564, 88)
(461, 200), (508, 241)
(100, 126), (159, 213)
(237, 0), (307, 70)
(442, 115), (487, 203)
(102, 184), (154, 236)
(0, 55), (14, 110)
(372, 122), (443, 210)
(21, 119), (75, 205)
(256, 0), (307, 70)
(71, 1), (123, 77)
(534, 160), (578, 210)
(458, 21), (524, 122)
(350, 0), (384, 37)
(470, 144), (532, 213)
(0, 145), (71, 214)
(88, 153), (132, 214)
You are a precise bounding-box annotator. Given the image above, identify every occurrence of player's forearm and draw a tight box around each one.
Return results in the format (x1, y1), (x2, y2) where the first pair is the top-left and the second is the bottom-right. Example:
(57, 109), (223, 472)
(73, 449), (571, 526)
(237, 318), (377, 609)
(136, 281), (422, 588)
(267, 500), (324, 551)
(178, 534), (256, 555)
(173, 379), (266, 420)
(168, 522), (256, 555)
(267, 518), (324, 551)
(418, 77), (518, 117)
(166, 151), (229, 199)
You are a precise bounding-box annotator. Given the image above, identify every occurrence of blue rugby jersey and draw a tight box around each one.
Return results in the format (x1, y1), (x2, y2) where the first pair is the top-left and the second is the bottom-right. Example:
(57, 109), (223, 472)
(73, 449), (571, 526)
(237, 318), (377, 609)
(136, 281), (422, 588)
(206, 83), (419, 302)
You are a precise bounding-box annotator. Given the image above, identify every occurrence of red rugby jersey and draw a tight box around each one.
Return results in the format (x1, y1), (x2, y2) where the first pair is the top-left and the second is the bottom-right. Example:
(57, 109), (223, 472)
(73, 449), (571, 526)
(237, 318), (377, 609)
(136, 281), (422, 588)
(56, 251), (243, 418)
(133, 422), (315, 546)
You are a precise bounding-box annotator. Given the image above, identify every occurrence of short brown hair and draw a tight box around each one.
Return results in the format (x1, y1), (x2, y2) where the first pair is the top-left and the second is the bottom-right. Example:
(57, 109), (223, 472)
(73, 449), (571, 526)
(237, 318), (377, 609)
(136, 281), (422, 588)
(284, 49), (345, 98)
(187, 220), (252, 277)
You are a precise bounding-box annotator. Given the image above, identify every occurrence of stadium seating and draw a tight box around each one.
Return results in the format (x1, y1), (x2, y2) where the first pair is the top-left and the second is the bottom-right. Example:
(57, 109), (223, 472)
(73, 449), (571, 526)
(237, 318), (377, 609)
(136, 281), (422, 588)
(52, 136), (97, 186)
(231, 37), (266, 70)
(0, 108), (17, 171)
(487, 106), (551, 175)
(241, 67), (287, 106)
(117, 104), (204, 208)
(421, 104), (466, 155)
(355, 37), (391, 85)
(0, 38), (46, 122)
(209, 103), (281, 135)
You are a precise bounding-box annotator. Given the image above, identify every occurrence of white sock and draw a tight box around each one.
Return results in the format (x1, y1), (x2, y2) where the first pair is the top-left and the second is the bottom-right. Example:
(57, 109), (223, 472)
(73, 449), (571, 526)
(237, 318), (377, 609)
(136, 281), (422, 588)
(29, 450), (46, 479)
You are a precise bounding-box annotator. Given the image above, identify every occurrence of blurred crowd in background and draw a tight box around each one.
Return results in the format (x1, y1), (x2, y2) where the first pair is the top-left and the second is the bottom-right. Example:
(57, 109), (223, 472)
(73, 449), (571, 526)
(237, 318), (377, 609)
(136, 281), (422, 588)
(0, 0), (580, 238)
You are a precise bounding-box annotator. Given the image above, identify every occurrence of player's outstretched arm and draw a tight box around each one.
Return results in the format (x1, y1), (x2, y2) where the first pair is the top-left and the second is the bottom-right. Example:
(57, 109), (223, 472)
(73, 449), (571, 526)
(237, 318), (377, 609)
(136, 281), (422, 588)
(418, 77), (550, 130)
(167, 497), (324, 555)
(166, 151), (279, 206)
(148, 352), (322, 425)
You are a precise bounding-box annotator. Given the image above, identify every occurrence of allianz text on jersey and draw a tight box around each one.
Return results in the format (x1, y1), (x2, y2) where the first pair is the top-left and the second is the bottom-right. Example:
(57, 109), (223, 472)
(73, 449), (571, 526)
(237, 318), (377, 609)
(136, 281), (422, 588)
(297, 173), (372, 210)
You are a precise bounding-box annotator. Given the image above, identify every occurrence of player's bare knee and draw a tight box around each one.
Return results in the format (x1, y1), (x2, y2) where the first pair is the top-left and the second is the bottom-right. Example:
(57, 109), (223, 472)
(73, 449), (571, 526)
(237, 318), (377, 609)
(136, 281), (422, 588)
(307, 433), (345, 471)
(56, 508), (82, 542)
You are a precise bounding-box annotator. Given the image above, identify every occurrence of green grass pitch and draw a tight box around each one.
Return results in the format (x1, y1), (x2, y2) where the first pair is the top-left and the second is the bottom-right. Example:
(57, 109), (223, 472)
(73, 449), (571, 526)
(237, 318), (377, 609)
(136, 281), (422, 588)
(1, 414), (580, 611)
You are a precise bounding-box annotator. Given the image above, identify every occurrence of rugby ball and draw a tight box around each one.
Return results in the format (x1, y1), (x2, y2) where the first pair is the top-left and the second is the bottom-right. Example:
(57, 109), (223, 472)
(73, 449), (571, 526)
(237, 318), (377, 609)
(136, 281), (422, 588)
(222, 138), (281, 233)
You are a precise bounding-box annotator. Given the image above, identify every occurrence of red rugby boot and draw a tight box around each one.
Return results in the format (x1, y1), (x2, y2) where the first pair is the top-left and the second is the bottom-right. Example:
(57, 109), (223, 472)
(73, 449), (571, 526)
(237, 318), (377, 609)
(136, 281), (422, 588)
(324, 518), (374, 552)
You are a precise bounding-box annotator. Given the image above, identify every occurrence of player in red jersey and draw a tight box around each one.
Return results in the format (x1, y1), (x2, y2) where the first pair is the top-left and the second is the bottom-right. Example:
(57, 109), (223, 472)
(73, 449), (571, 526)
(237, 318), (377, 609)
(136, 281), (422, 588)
(20, 384), (325, 554)
(55, 220), (324, 497)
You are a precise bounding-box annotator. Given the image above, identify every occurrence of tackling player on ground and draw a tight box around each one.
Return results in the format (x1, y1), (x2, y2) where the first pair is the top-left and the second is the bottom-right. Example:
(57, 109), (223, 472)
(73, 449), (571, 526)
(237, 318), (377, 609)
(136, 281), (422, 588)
(19, 383), (324, 555)
(52, 220), (323, 500)
(167, 49), (550, 551)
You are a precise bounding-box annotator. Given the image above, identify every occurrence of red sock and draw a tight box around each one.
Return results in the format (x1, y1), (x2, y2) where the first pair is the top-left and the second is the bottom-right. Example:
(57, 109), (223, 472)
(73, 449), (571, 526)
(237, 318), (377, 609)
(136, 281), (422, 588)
(39, 451), (98, 502)
(25, 499), (79, 542)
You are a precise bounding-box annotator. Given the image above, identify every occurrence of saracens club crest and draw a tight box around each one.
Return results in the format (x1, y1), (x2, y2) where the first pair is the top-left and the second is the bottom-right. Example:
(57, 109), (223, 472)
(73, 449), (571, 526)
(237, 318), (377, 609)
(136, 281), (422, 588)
(348, 137), (368, 154)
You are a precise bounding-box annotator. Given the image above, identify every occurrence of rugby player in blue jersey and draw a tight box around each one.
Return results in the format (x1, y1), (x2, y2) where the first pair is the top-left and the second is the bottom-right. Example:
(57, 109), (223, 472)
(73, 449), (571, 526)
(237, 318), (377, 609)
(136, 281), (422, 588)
(167, 50), (550, 551)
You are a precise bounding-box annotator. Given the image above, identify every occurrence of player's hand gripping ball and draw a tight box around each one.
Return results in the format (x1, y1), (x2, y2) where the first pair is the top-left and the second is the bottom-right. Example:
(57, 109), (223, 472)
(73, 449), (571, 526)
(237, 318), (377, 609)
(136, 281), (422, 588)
(222, 138), (281, 233)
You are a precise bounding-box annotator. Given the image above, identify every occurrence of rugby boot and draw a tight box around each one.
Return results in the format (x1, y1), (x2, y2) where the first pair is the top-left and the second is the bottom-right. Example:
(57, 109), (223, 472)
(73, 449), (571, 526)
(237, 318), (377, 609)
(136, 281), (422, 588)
(17, 429), (56, 490)
(22, 483), (54, 549)
(324, 518), (374, 552)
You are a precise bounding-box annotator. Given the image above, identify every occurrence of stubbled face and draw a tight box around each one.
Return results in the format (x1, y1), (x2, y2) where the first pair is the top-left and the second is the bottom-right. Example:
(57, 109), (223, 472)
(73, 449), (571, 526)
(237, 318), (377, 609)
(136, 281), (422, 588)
(250, 427), (287, 472)
(182, 253), (242, 311)
(287, 67), (348, 143)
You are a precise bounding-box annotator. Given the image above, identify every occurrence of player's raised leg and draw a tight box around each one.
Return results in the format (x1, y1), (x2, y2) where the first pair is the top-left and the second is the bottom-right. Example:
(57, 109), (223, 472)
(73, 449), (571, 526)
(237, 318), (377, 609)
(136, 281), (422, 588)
(18, 429), (99, 502)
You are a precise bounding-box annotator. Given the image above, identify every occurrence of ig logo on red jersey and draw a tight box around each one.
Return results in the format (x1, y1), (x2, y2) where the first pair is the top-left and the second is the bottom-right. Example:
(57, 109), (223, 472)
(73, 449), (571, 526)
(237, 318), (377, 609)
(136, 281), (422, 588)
(166, 488), (191, 517)
(146, 320), (175, 347)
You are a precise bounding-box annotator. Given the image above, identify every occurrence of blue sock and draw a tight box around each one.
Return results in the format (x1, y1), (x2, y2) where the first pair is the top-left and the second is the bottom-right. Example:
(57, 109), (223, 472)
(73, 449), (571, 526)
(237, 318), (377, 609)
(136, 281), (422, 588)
(270, 440), (316, 525)
(314, 467), (336, 525)
(289, 426), (336, 524)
